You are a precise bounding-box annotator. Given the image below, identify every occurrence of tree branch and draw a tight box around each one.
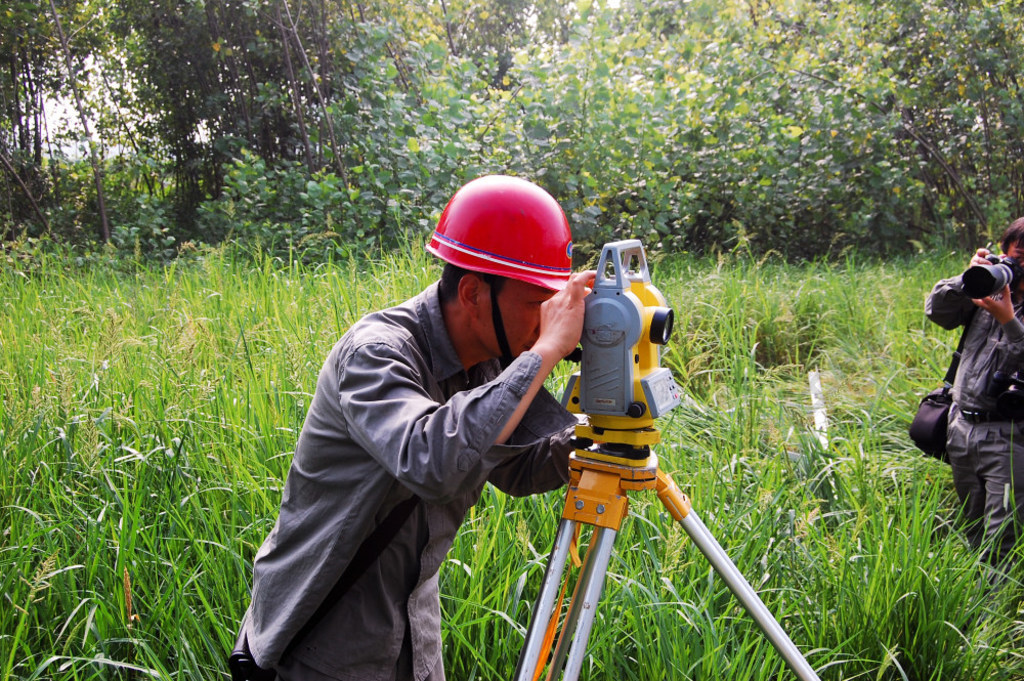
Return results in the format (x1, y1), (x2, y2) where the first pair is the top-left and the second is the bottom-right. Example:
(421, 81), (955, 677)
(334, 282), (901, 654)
(0, 149), (50, 236)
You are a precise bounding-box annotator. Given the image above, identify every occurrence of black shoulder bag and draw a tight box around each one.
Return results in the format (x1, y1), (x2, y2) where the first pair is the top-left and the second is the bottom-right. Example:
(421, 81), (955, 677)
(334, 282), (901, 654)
(229, 494), (420, 681)
(909, 310), (976, 461)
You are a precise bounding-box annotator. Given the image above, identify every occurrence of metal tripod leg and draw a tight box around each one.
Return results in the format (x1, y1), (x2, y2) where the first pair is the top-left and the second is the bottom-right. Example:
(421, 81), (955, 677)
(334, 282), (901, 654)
(679, 510), (819, 679)
(515, 460), (821, 681)
(545, 526), (616, 680)
(513, 522), (618, 681)
(513, 519), (576, 681)
(657, 470), (821, 681)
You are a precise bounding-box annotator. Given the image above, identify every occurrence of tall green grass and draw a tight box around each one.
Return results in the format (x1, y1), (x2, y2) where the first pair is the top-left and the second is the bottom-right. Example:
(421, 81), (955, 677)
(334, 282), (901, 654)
(2, 247), (1021, 680)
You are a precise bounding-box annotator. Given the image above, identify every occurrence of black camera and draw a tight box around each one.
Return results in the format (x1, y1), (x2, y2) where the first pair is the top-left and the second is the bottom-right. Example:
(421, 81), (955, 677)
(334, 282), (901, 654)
(961, 254), (1024, 298)
(987, 370), (1024, 420)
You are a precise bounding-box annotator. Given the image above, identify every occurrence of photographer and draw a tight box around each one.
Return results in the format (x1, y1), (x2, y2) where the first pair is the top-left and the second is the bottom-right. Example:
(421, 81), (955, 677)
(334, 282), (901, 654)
(925, 217), (1024, 572)
(234, 176), (595, 680)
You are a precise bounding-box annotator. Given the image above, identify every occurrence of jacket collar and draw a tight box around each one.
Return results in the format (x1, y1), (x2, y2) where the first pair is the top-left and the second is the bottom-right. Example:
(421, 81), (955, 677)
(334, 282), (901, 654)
(416, 282), (470, 383)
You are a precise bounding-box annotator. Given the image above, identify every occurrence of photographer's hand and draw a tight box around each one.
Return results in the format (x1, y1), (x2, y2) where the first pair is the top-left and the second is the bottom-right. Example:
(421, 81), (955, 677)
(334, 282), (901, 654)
(970, 248), (992, 267)
(973, 284), (1015, 324)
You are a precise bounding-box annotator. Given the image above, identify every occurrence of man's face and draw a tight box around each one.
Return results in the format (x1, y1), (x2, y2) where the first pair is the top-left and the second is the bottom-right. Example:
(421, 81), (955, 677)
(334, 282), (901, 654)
(1005, 243), (1024, 294)
(491, 278), (556, 357)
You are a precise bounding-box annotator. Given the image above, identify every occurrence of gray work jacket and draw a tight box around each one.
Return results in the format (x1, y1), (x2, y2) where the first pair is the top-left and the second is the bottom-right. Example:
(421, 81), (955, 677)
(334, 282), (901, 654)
(245, 282), (575, 680)
(925, 275), (1024, 411)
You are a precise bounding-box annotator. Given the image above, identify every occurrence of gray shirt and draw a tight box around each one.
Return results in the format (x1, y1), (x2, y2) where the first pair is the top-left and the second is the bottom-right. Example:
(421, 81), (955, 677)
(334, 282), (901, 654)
(925, 275), (1024, 411)
(245, 282), (575, 680)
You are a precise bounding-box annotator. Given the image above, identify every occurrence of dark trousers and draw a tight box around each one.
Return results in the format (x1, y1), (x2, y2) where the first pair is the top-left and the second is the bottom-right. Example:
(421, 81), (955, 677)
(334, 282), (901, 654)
(947, 405), (1024, 570)
(274, 636), (445, 681)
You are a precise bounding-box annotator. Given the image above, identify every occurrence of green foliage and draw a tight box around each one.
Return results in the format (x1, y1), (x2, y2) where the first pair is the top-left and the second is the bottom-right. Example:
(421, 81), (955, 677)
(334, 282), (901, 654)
(3, 0), (1024, 259)
(194, 25), (492, 259)
(845, 0), (1024, 243)
(474, 0), (938, 259)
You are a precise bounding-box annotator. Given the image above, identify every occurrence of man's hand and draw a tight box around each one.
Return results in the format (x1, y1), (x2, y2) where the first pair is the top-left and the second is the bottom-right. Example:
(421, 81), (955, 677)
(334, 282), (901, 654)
(496, 270), (595, 444)
(974, 284), (1015, 324)
(968, 247), (1016, 323)
(970, 248), (993, 267)
(531, 270), (596, 363)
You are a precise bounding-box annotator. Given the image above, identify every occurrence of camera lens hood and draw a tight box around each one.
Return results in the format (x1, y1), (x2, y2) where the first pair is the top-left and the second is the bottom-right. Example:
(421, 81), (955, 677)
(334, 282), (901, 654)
(962, 263), (1013, 298)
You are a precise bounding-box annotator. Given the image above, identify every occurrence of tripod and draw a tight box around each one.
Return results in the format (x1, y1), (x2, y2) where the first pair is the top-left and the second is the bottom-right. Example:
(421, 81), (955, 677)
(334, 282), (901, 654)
(512, 436), (822, 681)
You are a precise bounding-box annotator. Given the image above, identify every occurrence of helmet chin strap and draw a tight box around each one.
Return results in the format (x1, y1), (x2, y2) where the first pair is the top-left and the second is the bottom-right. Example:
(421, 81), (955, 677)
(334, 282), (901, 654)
(487, 277), (514, 368)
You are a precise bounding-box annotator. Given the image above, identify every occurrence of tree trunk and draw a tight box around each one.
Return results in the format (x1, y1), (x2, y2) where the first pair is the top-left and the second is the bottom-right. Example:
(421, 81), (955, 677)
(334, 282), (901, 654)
(47, 0), (111, 242)
(276, 3), (315, 170)
(0, 149), (50, 236)
(278, 0), (347, 184)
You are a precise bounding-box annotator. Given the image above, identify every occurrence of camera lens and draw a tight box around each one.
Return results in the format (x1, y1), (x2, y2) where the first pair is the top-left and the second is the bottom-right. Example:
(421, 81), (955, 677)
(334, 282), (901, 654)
(998, 389), (1024, 420)
(649, 307), (674, 345)
(988, 370), (1012, 397)
(962, 262), (1014, 298)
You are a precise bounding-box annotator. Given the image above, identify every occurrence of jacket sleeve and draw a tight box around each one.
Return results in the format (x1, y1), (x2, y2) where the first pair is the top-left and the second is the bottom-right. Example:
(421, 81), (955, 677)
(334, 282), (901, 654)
(485, 385), (576, 496)
(338, 341), (549, 504)
(925, 276), (975, 330)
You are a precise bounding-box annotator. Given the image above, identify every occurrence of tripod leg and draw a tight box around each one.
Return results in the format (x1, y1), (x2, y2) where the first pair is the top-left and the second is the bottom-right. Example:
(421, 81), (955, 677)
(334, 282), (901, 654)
(514, 519), (577, 681)
(679, 511), (820, 680)
(657, 472), (821, 681)
(544, 526), (617, 681)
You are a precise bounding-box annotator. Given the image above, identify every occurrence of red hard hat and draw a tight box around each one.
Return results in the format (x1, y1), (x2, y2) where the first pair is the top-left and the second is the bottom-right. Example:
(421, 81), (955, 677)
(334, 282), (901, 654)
(427, 175), (573, 290)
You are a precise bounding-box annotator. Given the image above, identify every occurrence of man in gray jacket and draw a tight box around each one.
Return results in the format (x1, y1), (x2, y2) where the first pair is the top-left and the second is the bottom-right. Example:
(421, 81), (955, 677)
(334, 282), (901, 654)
(926, 217), (1024, 571)
(240, 176), (595, 680)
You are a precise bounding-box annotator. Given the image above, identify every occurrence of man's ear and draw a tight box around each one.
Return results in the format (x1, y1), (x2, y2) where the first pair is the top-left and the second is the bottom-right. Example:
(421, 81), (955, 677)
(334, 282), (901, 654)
(457, 272), (487, 319)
